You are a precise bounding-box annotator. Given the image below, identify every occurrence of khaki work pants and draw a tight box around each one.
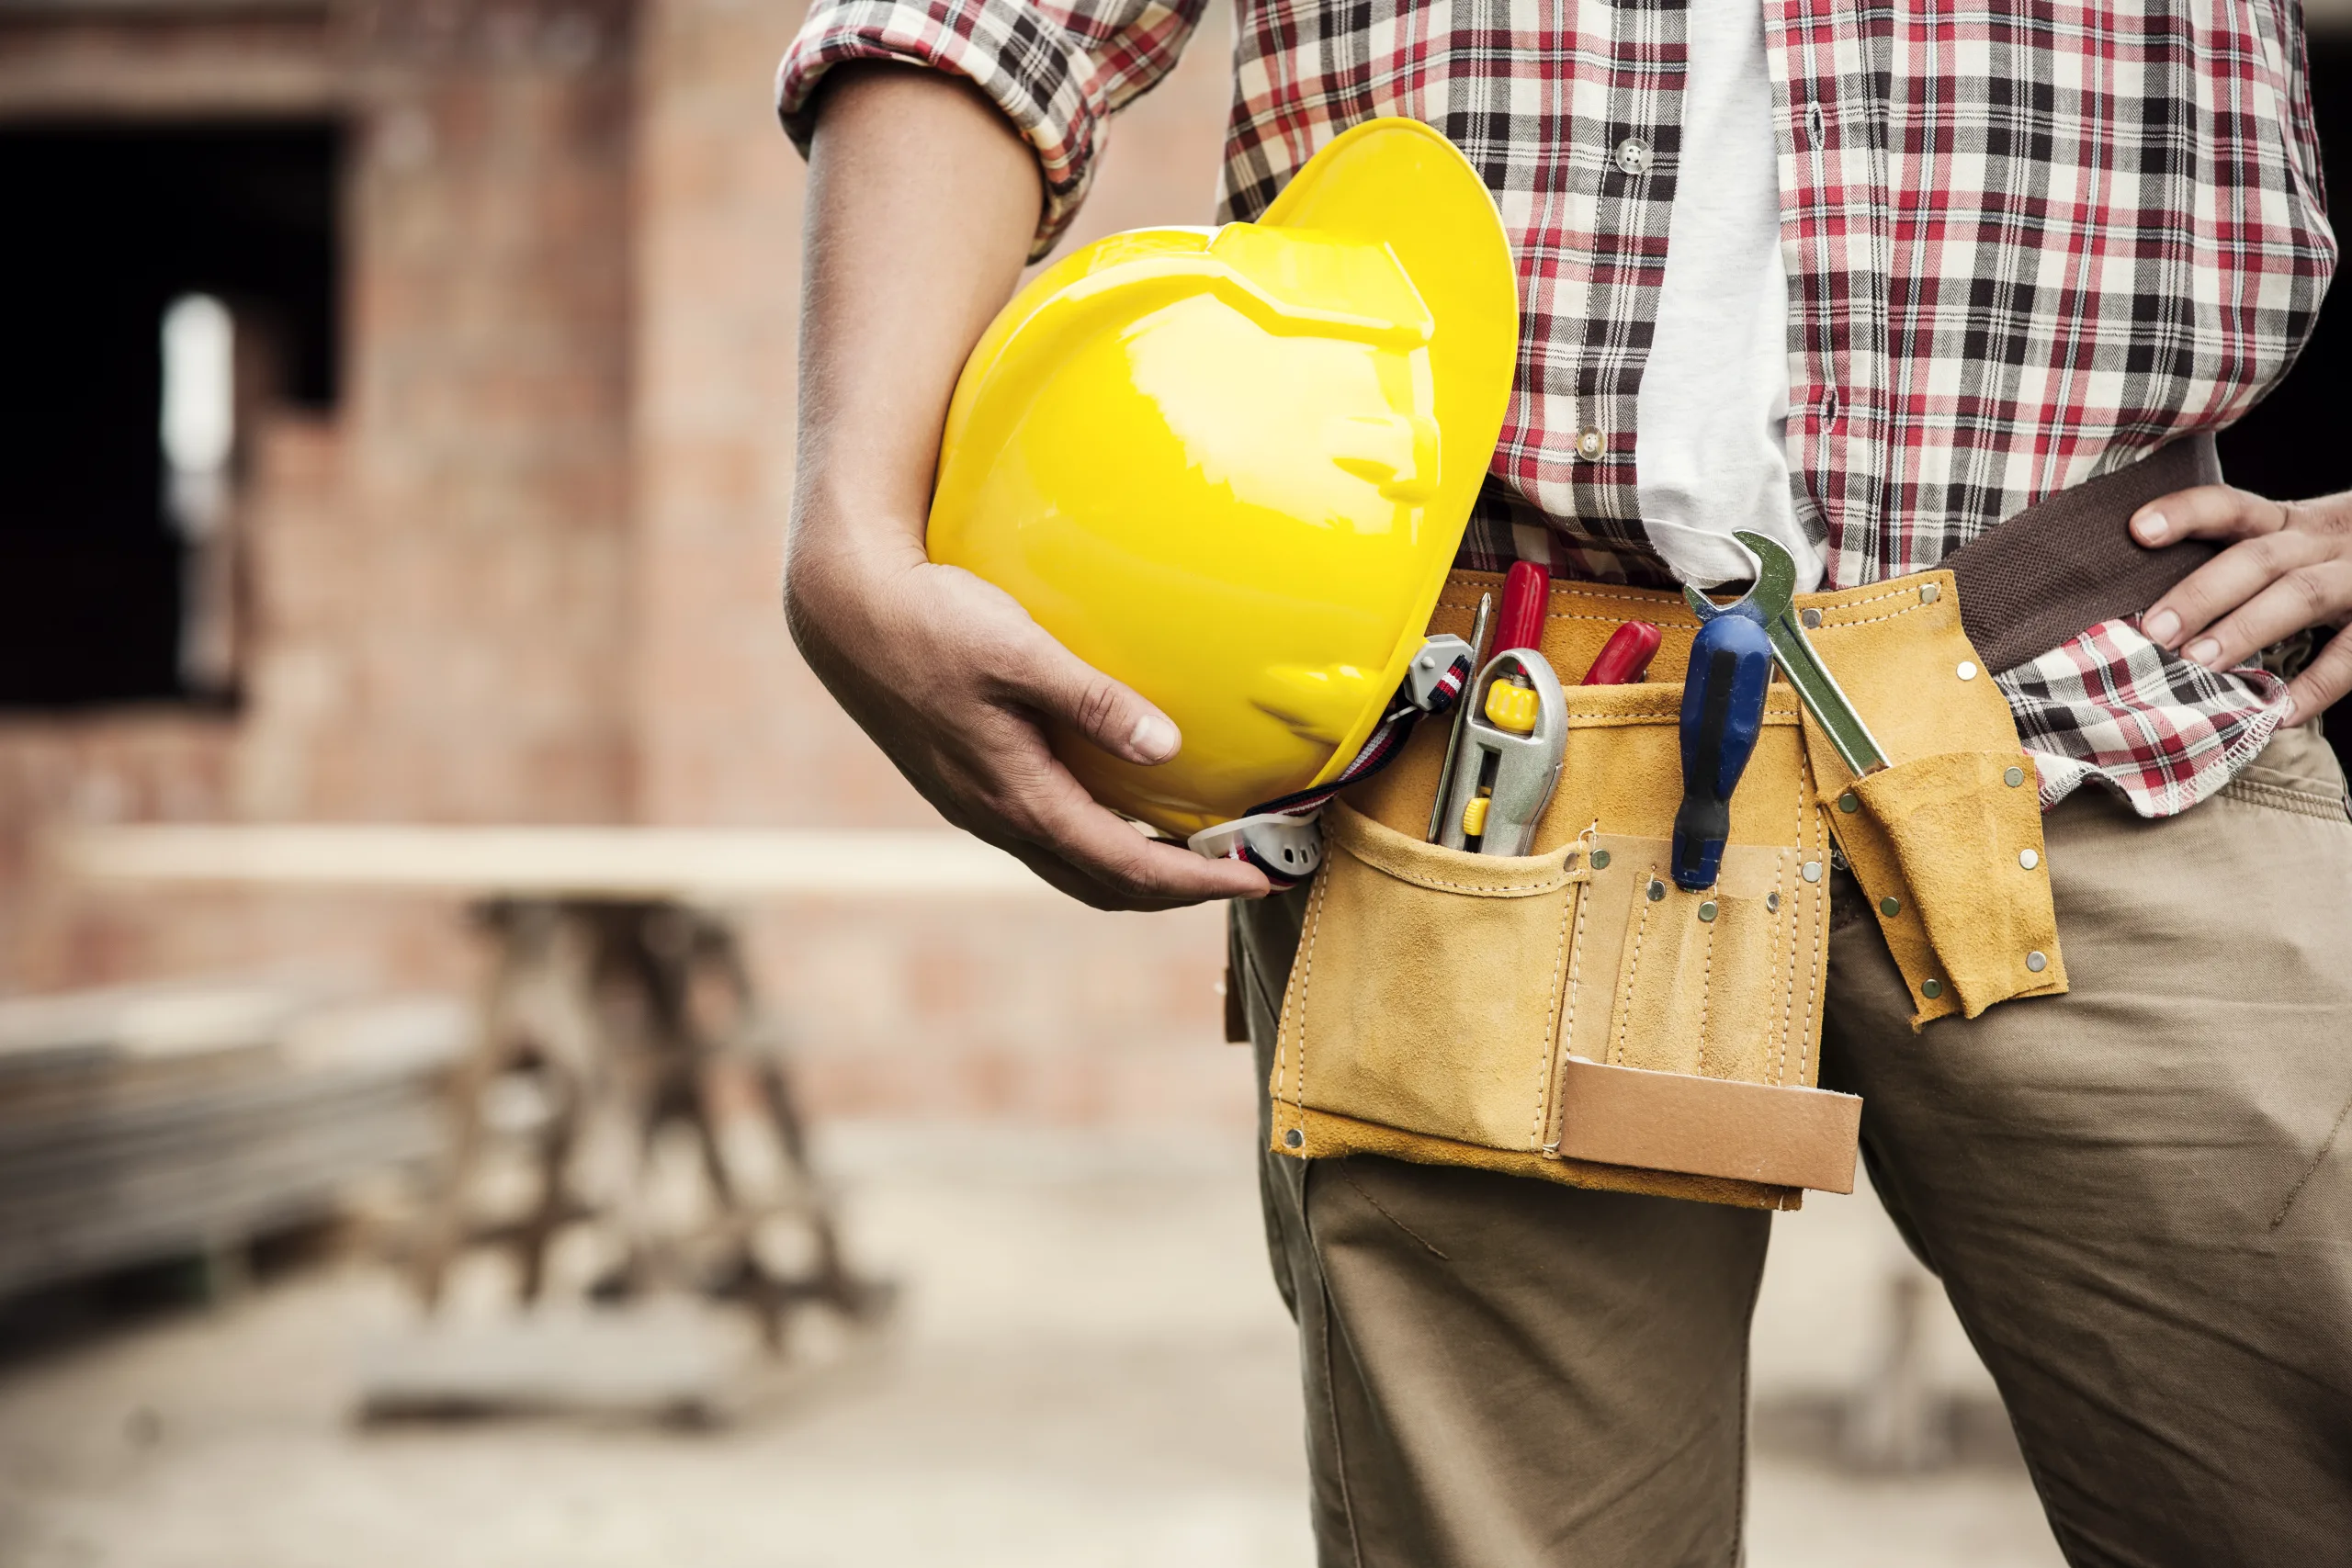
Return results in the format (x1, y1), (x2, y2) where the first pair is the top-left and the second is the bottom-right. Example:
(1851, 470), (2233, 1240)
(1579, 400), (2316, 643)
(1230, 722), (2352, 1567)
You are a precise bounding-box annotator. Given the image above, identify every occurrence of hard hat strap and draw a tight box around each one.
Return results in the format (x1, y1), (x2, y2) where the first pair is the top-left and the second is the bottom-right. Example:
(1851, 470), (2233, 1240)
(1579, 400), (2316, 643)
(1193, 637), (1476, 889)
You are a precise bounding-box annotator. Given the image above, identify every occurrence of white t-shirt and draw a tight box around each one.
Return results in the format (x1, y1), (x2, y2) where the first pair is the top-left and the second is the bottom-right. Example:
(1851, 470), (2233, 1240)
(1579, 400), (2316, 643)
(1634, 0), (1826, 592)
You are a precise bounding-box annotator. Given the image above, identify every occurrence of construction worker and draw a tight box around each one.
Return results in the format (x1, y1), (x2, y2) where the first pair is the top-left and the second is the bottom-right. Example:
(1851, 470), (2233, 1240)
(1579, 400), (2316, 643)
(774, 2), (2352, 1562)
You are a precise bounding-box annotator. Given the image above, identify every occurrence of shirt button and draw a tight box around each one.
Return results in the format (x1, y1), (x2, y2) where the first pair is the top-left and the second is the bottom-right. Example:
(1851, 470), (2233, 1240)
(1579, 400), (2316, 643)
(1576, 426), (1605, 461)
(1614, 136), (1653, 175)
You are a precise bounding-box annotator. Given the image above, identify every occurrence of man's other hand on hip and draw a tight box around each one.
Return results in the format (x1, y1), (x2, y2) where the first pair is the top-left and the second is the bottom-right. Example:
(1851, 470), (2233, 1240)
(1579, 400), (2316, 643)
(2134, 483), (2352, 722)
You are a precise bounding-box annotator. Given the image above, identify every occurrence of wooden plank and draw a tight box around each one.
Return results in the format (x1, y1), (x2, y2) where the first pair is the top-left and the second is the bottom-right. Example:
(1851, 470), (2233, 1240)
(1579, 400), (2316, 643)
(50, 824), (1056, 899)
(0, 986), (466, 1297)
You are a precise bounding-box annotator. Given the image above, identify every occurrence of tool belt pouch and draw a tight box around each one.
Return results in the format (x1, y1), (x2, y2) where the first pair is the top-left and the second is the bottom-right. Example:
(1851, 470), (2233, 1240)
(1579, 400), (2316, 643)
(1268, 570), (2065, 1212)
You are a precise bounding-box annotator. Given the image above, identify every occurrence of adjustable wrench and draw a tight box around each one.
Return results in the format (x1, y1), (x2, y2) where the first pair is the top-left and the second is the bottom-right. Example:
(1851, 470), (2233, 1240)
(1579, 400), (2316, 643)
(1683, 531), (1890, 780)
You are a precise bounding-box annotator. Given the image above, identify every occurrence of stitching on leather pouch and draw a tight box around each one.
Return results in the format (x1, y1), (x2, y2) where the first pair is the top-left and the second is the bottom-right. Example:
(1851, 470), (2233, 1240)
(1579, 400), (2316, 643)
(1388, 868), (1577, 896)
(1547, 835), (1599, 1156)
(1818, 599), (1937, 632)
(1796, 757), (1815, 1086)
(1798, 770), (1824, 1087)
(1815, 581), (1939, 617)
(1442, 576), (1683, 611)
(1340, 810), (1582, 896)
(1279, 871), (1330, 1119)
(1438, 574), (1943, 624)
(1613, 881), (1655, 1066)
(1435, 597), (1683, 626)
(1695, 901), (1717, 1068)
(1531, 879), (1577, 1151)
(1775, 771), (1806, 1089)
(1566, 709), (1804, 726)
(1770, 851), (1795, 1088)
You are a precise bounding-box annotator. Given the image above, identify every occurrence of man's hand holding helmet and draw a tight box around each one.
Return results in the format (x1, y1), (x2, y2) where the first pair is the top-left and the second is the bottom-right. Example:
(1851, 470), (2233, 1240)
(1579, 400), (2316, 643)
(787, 67), (1272, 911)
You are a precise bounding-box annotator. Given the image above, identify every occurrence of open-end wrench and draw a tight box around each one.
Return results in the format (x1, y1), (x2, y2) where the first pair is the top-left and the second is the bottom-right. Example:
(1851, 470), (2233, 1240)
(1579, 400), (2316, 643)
(1683, 531), (1890, 779)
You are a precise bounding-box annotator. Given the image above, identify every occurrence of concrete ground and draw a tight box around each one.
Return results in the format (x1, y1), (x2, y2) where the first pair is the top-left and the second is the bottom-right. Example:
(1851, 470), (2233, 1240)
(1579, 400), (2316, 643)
(0, 1121), (2063, 1567)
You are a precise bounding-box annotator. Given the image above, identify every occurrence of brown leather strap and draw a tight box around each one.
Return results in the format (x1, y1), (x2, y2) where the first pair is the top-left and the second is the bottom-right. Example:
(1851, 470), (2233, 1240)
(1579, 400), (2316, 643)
(1942, 434), (2222, 674)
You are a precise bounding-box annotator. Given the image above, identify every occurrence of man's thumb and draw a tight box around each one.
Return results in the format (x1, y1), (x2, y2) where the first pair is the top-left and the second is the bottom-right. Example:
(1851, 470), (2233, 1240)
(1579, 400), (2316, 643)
(1028, 645), (1182, 766)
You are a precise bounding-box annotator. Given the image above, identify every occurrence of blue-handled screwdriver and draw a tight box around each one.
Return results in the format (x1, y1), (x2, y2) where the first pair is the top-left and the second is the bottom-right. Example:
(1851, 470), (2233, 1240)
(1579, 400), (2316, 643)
(1671, 607), (1772, 891)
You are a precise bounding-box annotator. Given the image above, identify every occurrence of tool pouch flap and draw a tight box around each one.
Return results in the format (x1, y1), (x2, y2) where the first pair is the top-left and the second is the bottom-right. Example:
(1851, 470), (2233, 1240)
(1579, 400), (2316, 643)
(1799, 573), (2068, 1024)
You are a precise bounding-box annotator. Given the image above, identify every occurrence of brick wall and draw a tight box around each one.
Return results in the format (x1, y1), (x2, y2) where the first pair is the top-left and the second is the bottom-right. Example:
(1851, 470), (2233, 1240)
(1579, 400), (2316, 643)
(0, 0), (1256, 1126)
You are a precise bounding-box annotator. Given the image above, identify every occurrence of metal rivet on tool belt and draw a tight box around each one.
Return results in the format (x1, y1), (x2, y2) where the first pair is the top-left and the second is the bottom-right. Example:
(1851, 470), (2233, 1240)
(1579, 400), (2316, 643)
(1957, 660), (1978, 681)
(1698, 901), (1718, 922)
(1284, 1128), (1304, 1148)
(1920, 583), (1940, 604)
(1801, 607), (1824, 629)
(1577, 426), (1606, 461)
(1921, 978), (1943, 998)
(1766, 891), (1781, 911)
(1881, 896), (1903, 918)
(1590, 849), (1611, 869)
(2005, 765), (2026, 788)
(2026, 950), (2049, 973)
(2019, 848), (2040, 870)
(1802, 861), (1823, 883)
(1838, 792), (1860, 813)
(1647, 878), (1667, 901)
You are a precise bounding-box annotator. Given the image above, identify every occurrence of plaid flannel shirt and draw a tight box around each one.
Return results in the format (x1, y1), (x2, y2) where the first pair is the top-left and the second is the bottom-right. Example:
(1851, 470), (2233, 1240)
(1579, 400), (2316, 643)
(777, 0), (2336, 817)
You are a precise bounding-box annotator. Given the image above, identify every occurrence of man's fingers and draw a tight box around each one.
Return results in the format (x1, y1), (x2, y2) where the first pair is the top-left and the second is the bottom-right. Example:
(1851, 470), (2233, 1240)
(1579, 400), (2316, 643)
(2282, 626), (2352, 726)
(993, 784), (1271, 908)
(996, 628), (1183, 767)
(2131, 484), (2283, 547)
(2143, 532), (2335, 649)
(2171, 558), (2352, 672)
(909, 726), (1267, 908)
(1013, 835), (1272, 911)
(821, 561), (1272, 909)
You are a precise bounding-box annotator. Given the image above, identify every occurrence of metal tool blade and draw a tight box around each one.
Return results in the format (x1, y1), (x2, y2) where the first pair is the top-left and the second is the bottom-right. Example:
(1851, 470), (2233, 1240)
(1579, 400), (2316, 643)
(1427, 592), (1495, 842)
(1730, 531), (1891, 778)
(1681, 533), (1781, 624)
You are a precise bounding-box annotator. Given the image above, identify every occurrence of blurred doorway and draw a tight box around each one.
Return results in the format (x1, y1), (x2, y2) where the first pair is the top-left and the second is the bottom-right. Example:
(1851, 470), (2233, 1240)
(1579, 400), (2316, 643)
(0, 121), (341, 708)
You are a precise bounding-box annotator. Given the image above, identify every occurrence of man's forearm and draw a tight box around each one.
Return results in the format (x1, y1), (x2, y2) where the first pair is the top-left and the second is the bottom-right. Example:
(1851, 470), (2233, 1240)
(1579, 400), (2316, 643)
(793, 65), (1039, 579)
(783, 64), (1267, 908)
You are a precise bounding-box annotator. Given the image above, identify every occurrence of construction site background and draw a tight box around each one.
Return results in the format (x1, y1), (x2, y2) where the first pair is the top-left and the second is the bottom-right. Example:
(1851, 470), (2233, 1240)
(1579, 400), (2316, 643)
(2, 3), (2346, 1564)
(6, 0), (2350, 1124)
(0, 0), (1250, 1130)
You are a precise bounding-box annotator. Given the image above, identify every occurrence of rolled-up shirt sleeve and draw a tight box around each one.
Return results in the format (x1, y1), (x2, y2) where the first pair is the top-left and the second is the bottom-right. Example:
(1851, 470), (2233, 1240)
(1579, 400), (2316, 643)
(777, 0), (1210, 258)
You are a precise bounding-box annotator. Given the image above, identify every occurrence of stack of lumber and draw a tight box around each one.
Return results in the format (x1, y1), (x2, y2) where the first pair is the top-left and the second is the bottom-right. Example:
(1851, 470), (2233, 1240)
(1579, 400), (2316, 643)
(0, 980), (467, 1298)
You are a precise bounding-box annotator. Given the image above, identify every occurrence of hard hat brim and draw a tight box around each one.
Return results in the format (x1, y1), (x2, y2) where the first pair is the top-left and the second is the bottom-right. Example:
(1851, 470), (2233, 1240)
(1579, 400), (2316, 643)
(1258, 119), (1521, 792)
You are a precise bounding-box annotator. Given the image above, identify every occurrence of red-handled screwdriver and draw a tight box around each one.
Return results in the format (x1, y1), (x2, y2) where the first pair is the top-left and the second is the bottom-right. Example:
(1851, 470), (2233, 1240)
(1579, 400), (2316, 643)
(1581, 620), (1662, 685)
(1496, 559), (1549, 653)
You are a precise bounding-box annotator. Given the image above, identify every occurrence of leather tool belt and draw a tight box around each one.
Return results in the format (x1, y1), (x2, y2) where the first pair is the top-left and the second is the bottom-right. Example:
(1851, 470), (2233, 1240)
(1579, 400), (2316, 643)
(1264, 435), (2222, 1212)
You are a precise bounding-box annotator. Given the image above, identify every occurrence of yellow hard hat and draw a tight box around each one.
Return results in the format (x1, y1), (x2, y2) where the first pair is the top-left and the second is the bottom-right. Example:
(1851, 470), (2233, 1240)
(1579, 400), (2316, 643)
(927, 117), (1520, 839)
